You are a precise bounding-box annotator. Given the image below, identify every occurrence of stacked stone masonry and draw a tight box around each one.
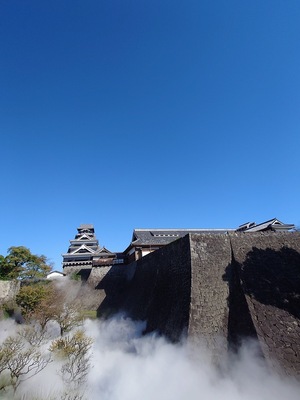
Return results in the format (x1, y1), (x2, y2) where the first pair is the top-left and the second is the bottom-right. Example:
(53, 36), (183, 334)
(0, 280), (20, 304)
(120, 235), (191, 341)
(121, 232), (300, 377)
(188, 234), (232, 360)
(229, 232), (300, 377)
(69, 231), (300, 377)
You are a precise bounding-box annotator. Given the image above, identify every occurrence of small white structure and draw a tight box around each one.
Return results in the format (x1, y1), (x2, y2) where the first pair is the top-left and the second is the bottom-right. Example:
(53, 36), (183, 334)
(47, 271), (65, 280)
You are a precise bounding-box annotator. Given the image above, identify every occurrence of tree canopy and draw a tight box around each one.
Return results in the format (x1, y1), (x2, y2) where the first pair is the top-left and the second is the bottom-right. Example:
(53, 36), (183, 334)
(16, 282), (83, 335)
(15, 284), (50, 318)
(0, 246), (52, 280)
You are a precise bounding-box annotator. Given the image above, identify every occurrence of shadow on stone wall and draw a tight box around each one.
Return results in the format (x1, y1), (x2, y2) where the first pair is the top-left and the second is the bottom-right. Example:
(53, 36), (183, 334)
(222, 258), (260, 351)
(225, 245), (300, 376)
(240, 246), (300, 319)
(96, 265), (129, 318)
(98, 236), (192, 342)
(78, 269), (91, 281)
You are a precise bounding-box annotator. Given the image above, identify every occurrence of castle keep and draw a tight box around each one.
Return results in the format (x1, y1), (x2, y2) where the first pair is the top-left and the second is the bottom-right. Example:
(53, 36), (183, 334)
(62, 224), (121, 274)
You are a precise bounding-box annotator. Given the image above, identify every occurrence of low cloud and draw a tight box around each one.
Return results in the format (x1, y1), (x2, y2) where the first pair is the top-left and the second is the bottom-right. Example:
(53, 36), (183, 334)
(1, 315), (299, 400)
(84, 315), (300, 400)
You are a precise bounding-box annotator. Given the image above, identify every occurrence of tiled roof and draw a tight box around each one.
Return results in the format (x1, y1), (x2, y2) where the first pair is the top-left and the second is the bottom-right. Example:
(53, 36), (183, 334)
(242, 218), (295, 232)
(131, 228), (233, 246)
(94, 247), (116, 257)
(78, 224), (94, 229)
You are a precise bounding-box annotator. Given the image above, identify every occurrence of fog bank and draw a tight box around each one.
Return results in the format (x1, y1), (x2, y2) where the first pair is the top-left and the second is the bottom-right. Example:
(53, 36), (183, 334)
(1, 315), (299, 400)
(84, 316), (300, 400)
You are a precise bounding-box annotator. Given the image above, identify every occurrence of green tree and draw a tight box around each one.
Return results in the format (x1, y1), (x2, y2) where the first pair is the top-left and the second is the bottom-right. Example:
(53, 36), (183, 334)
(16, 282), (83, 335)
(16, 284), (50, 319)
(0, 254), (14, 280)
(0, 246), (52, 280)
(32, 284), (83, 335)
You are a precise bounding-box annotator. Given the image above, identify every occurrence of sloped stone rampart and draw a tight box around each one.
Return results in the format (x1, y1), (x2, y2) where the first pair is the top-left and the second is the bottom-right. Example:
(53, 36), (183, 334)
(121, 235), (191, 341)
(229, 232), (300, 377)
(188, 234), (232, 358)
(0, 280), (20, 304)
(120, 232), (300, 376)
(65, 231), (300, 377)
(70, 265), (131, 314)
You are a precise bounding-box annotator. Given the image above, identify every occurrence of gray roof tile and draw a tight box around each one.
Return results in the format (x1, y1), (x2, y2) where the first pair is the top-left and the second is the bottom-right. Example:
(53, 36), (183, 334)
(131, 228), (232, 246)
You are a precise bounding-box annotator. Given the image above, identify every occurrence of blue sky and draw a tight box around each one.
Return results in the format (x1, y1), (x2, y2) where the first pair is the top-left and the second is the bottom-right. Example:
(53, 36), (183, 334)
(0, 0), (299, 270)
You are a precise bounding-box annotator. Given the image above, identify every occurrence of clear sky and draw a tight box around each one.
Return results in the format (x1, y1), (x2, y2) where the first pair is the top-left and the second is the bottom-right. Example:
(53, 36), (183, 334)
(0, 0), (299, 270)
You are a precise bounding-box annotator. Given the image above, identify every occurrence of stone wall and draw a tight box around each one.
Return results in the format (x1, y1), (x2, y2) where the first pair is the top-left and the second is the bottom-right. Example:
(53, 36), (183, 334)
(188, 234), (232, 359)
(119, 232), (300, 376)
(67, 231), (300, 377)
(0, 280), (20, 304)
(229, 232), (300, 377)
(95, 264), (132, 317)
(120, 235), (191, 341)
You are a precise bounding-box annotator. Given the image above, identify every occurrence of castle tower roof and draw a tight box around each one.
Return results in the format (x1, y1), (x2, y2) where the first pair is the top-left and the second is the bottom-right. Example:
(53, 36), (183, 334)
(62, 225), (116, 269)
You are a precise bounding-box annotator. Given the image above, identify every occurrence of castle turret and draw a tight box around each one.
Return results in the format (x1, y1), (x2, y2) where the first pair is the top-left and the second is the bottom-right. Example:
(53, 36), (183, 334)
(62, 224), (116, 274)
